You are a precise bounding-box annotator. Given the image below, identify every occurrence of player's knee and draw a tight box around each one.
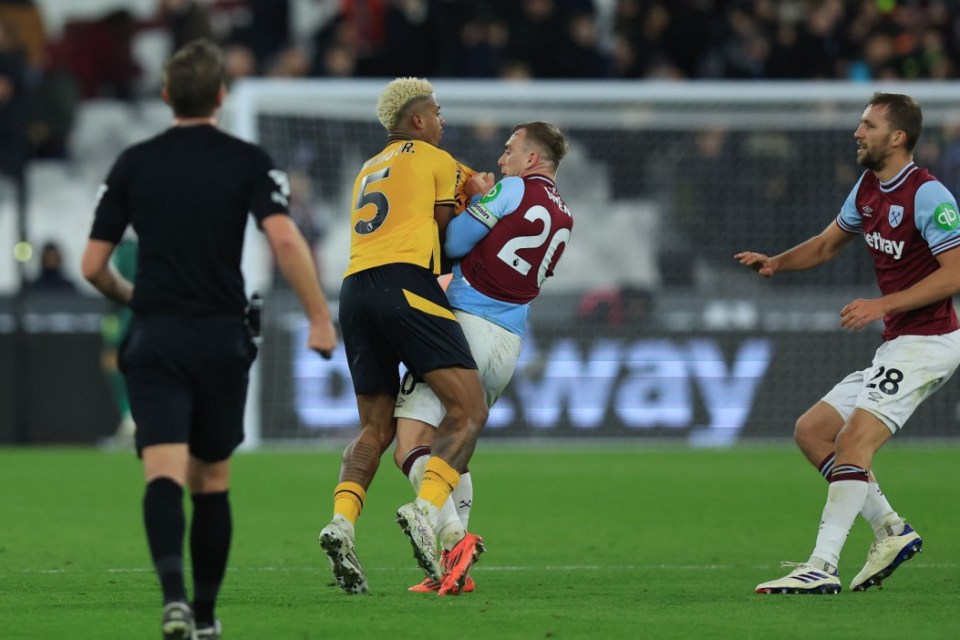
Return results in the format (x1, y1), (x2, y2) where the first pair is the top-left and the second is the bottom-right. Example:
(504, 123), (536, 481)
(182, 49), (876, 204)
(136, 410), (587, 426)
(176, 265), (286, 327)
(793, 416), (810, 448)
(473, 403), (489, 430)
(834, 419), (883, 455)
(459, 401), (489, 431)
(794, 411), (828, 450)
(359, 419), (396, 450)
(443, 401), (486, 435)
(833, 427), (863, 459)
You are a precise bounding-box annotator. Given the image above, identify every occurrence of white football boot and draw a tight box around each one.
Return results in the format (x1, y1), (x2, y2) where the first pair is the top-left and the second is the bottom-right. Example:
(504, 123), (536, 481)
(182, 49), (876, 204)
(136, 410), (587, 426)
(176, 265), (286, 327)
(755, 561), (841, 594)
(318, 519), (368, 594)
(851, 524), (922, 591)
(396, 503), (442, 581)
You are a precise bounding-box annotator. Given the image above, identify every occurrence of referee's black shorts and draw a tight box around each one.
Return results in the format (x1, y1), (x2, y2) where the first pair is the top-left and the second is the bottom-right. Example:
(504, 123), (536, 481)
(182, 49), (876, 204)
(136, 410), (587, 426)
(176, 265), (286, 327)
(339, 263), (477, 397)
(119, 314), (258, 462)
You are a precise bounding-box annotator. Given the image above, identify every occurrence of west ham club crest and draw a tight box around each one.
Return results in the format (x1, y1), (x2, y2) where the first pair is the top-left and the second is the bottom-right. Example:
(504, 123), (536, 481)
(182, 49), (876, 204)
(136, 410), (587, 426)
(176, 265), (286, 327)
(888, 204), (904, 228)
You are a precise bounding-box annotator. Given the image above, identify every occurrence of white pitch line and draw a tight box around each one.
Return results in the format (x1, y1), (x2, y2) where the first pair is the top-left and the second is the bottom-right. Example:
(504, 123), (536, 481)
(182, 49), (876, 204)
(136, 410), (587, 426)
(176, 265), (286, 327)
(12, 562), (960, 575)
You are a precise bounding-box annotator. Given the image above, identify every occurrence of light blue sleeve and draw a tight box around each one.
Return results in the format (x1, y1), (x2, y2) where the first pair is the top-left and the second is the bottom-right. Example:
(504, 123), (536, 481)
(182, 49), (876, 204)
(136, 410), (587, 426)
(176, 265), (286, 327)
(836, 172), (867, 233)
(444, 176), (526, 257)
(915, 180), (960, 255)
(445, 213), (493, 258)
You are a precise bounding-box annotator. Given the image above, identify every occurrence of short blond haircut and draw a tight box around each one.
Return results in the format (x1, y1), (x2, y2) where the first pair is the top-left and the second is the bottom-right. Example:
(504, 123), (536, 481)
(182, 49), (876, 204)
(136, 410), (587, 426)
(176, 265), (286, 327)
(376, 77), (435, 131)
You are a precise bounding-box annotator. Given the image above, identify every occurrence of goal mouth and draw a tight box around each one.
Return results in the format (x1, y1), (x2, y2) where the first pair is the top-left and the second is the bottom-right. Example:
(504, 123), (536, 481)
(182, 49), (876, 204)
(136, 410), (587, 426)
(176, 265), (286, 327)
(229, 79), (960, 447)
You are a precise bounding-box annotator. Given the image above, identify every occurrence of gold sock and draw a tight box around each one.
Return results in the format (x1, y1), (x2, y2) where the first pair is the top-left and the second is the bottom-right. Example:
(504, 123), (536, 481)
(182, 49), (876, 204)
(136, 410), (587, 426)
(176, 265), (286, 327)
(333, 481), (366, 525)
(418, 457), (460, 510)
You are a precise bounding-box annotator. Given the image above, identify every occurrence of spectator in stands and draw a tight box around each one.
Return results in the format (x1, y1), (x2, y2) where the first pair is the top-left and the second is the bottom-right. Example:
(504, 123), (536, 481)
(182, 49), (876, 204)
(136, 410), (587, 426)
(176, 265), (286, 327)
(61, 9), (140, 100)
(337, 0), (387, 75)
(556, 9), (612, 78)
(28, 0), (960, 88)
(0, 17), (29, 179)
(223, 0), (291, 71)
(765, 21), (806, 78)
(26, 37), (79, 159)
(790, 0), (844, 79)
(380, 0), (439, 78)
(611, 2), (680, 78)
(222, 42), (256, 84)
(311, 4), (386, 77)
(265, 44), (310, 78)
(26, 241), (78, 294)
(0, 0), (46, 72)
(314, 40), (357, 77)
(700, 4), (771, 79)
(159, 0), (214, 53)
(503, 0), (569, 78)
(454, 4), (507, 78)
(918, 27), (953, 79)
(651, 0), (713, 79)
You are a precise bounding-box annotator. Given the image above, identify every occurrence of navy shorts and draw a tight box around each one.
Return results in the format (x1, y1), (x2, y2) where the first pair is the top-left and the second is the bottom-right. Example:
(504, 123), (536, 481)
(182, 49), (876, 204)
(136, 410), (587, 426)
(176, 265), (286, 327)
(119, 314), (257, 462)
(339, 263), (477, 396)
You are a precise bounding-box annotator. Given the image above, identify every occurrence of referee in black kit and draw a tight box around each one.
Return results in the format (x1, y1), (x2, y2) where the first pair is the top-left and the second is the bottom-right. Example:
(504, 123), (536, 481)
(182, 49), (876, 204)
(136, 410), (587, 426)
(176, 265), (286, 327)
(81, 40), (337, 640)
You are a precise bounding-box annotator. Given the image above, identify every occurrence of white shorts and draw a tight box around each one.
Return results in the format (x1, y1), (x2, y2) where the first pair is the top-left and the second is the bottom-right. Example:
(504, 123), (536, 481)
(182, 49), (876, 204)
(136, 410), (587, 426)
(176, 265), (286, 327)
(821, 328), (960, 433)
(394, 310), (522, 427)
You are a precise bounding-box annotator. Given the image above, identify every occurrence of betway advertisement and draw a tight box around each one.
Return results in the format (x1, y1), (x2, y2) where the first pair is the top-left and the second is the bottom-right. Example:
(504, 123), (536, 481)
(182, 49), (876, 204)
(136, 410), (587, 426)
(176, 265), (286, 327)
(260, 318), (958, 443)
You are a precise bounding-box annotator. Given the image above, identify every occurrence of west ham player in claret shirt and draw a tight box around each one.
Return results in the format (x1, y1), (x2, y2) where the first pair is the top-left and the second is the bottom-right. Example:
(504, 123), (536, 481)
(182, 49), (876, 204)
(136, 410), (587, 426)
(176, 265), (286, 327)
(735, 93), (960, 595)
(392, 121), (573, 594)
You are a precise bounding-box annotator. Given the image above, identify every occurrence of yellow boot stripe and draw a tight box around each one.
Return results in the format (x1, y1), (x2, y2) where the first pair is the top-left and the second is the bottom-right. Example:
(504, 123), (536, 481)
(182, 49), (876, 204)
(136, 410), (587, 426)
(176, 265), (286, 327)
(403, 289), (456, 321)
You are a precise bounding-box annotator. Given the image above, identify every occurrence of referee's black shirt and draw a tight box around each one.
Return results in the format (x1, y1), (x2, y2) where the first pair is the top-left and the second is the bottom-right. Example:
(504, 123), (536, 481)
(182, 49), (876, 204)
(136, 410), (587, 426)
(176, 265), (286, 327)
(89, 125), (289, 316)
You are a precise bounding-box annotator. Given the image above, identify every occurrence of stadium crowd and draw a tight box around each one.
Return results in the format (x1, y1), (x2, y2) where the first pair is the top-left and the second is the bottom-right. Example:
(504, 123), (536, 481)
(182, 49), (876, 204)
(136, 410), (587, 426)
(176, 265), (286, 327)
(2, 0), (959, 166)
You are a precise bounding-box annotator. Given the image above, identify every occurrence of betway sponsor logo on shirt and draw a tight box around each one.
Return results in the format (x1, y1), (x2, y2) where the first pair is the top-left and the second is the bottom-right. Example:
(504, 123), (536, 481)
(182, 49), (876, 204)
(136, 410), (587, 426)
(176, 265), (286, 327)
(864, 231), (904, 259)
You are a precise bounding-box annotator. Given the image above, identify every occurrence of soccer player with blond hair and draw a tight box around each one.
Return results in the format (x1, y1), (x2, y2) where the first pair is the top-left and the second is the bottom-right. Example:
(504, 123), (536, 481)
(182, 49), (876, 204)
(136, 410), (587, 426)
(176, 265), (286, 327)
(318, 77), (487, 595)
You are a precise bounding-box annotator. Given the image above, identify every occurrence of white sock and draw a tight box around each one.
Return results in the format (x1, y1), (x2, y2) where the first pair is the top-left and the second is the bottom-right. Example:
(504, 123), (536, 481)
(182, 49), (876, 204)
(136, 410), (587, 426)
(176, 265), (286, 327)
(437, 498), (466, 551)
(407, 455), (429, 494)
(860, 480), (904, 540)
(811, 479), (869, 569)
(451, 471), (473, 530)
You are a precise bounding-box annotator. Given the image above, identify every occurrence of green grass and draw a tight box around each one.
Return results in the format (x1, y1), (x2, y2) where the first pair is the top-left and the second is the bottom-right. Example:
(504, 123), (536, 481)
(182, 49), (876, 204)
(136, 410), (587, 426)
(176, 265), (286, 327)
(1, 444), (959, 639)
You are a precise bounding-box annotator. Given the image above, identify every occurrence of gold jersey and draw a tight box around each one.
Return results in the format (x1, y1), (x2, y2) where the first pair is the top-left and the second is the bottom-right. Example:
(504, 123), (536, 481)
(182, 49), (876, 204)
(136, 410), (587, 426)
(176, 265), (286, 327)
(344, 139), (473, 276)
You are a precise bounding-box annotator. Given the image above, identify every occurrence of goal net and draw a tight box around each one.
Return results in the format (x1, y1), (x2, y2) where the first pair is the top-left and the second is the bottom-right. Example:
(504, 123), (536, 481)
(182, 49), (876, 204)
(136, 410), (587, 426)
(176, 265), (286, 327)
(230, 79), (960, 447)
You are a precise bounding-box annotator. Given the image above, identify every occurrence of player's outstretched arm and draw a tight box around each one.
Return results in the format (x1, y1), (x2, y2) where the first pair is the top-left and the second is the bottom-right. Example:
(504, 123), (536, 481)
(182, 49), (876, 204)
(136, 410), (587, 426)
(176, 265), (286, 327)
(262, 214), (337, 358)
(733, 250), (776, 277)
(736, 221), (855, 277)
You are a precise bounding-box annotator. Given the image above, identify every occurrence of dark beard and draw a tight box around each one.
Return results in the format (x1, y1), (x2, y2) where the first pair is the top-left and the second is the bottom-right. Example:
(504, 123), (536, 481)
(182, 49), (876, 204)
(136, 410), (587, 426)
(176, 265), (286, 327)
(857, 150), (884, 172)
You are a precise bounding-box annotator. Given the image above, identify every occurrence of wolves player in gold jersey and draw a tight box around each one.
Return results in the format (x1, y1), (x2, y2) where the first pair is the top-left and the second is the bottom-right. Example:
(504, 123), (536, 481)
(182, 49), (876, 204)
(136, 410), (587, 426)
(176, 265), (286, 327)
(319, 77), (488, 594)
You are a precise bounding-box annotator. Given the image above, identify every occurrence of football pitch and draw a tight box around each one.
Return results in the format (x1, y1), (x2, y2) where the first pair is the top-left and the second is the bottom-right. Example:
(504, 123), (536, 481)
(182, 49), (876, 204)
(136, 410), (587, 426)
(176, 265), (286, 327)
(2, 444), (958, 639)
